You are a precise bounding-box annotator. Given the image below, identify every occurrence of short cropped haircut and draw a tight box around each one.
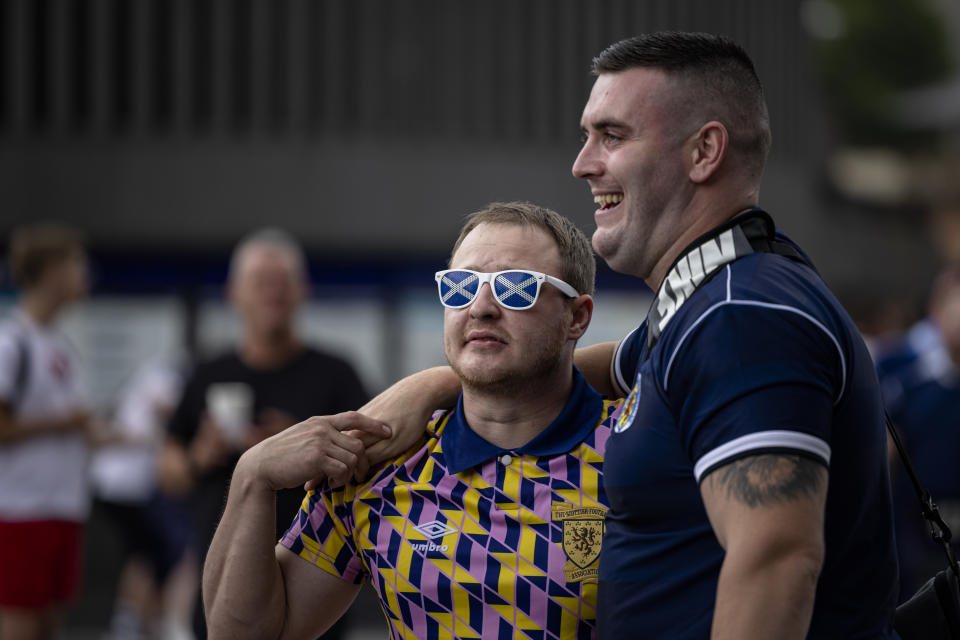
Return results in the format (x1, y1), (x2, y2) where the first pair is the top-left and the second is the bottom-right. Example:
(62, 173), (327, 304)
(593, 31), (772, 178)
(8, 223), (85, 289)
(450, 202), (596, 296)
(228, 227), (307, 282)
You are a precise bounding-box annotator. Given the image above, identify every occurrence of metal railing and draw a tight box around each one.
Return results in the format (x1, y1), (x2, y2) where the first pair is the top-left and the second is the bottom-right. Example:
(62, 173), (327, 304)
(0, 0), (810, 154)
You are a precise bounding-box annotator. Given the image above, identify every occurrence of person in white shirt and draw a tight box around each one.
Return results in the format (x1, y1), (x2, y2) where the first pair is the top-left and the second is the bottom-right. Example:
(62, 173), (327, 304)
(0, 224), (94, 640)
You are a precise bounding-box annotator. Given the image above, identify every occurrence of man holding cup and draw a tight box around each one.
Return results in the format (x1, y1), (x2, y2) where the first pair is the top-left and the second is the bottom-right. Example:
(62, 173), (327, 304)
(160, 229), (368, 636)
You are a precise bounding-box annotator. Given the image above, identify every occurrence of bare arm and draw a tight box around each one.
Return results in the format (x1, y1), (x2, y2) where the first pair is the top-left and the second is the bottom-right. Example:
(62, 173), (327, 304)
(574, 341), (620, 398)
(359, 366), (462, 467)
(700, 454), (827, 640)
(275, 546), (361, 640)
(203, 412), (389, 639)
(0, 403), (91, 444)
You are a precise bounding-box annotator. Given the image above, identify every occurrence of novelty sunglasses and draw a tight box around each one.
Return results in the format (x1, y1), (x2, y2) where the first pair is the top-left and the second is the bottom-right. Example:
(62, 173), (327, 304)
(435, 269), (579, 310)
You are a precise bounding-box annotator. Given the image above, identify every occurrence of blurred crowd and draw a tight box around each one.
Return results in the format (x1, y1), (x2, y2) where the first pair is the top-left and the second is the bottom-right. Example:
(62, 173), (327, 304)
(0, 224), (369, 640)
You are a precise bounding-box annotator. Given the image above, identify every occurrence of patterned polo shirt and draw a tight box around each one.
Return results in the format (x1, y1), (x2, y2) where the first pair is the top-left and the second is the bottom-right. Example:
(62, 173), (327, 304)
(280, 368), (618, 639)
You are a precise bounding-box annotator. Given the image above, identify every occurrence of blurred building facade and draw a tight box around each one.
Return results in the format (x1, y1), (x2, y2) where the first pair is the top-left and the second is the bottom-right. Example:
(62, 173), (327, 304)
(2, 0), (824, 249)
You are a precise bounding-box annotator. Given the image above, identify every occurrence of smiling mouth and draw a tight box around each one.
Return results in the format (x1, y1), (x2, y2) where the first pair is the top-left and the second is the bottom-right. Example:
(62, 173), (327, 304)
(594, 193), (624, 210)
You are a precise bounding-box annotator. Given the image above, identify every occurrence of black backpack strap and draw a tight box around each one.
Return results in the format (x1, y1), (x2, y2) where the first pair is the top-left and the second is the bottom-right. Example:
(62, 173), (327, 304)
(885, 410), (960, 576)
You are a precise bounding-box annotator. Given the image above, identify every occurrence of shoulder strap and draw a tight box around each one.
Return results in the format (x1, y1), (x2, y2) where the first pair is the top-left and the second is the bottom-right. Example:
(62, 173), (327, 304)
(886, 410), (960, 576)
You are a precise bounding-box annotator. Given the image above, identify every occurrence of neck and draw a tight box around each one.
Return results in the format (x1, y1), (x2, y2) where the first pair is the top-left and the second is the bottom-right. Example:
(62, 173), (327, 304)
(21, 291), (64, 326)
(646, 198), (757, 291)
(460, 361), (574, 450)
(240, 326), (301, 369)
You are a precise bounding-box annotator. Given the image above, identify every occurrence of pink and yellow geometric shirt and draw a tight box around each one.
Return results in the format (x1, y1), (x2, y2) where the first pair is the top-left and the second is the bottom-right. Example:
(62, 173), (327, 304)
(280, 368), (618, 639)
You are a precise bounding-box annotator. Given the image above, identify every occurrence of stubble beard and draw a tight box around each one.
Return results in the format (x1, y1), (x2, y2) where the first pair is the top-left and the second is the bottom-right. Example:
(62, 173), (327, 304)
(593, 212), (653, 280)
(447, 325), (568, 398)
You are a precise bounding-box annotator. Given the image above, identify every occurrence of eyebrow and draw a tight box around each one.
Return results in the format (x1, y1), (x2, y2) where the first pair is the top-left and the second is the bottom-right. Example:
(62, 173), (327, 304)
(583, 118), (632, 133)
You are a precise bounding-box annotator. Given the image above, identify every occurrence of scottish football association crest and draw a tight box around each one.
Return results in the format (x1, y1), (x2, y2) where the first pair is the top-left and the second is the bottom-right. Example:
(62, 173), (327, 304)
(551, 502), (606, 582)
(615, 373), (640, 433)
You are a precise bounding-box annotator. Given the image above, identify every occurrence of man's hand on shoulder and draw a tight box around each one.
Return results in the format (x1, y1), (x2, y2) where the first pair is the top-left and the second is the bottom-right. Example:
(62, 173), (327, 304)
(298, 367), (461, 491)
(239, 411), (391, 492)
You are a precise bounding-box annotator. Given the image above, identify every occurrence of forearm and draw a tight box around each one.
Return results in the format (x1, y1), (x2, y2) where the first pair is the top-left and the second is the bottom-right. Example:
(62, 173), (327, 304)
(0, 413), (81, 444)
(574, 341), (619, 398)
(711, 547), (822, 639)
(361, 366), (461, 419)
(203, 456), (287, 640)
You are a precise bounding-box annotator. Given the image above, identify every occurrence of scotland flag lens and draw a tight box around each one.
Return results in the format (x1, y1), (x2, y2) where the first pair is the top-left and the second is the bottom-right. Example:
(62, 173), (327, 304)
(493, 271), (539, 308)
(438, 270), (480, 308)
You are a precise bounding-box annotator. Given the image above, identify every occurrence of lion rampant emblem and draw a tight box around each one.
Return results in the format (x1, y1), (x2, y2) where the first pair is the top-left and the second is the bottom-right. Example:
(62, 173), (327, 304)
(551, 502), (607, 582)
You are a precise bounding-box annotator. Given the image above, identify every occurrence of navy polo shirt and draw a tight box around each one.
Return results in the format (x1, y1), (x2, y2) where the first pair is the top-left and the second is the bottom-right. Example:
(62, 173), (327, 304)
(598, 212), (899, 638)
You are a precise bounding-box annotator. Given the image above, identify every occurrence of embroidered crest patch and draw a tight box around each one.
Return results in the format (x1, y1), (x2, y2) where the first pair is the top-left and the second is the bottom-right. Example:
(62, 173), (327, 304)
(551, 502), (606, 582)
(615, 373), (641, 433)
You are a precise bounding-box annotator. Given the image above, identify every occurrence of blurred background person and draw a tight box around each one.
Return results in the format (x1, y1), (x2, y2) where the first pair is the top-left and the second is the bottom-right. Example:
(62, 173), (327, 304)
(157, 228), (369, 639)
(876, 264), (960, 599)
(0, 224), (95, 640)
(90, 359), (197, 640)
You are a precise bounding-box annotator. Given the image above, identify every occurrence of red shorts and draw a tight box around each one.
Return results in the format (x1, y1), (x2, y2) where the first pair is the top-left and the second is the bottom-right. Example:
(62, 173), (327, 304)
(0, 520), (84, 609)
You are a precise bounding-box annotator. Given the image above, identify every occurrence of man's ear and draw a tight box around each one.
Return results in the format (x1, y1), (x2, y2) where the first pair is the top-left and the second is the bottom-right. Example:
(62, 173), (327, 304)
(689, 120), (728, 184)
(568, 294), (594, 340)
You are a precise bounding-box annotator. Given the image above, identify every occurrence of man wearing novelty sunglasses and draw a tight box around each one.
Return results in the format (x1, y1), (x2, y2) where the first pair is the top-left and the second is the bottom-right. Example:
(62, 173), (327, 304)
(204, 202), (621, 639)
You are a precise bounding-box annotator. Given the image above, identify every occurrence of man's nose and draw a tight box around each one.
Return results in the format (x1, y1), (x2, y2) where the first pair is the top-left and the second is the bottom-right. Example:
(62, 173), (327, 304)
(469, 282), (502, 318)
(572, 137), (602, 179)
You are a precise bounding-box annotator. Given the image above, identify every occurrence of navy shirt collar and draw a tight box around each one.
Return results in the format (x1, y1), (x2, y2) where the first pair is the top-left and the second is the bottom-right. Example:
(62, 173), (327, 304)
(441, 366), (603, 474)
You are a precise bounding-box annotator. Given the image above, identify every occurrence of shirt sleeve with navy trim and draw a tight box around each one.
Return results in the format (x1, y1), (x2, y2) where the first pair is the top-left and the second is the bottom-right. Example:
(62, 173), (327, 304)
(663, 296), (839, 481)
(656, 261), (847, 481)
(612, 323), (645, 396)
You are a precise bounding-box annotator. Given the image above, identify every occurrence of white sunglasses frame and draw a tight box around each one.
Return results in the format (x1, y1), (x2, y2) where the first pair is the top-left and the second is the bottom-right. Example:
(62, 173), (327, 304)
(434, 269), (579, 310)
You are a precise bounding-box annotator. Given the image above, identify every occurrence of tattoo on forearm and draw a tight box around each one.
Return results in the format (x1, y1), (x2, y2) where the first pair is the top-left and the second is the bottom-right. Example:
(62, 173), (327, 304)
(709, 455), (825, 508)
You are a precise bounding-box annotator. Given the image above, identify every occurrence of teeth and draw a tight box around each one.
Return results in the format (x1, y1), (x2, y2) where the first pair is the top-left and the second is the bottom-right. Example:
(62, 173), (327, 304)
(593, 193), (624, 205)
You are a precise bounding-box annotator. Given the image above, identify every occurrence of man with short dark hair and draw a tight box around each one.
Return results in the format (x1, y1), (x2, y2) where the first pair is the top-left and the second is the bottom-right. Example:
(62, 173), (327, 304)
(0, 224), (94, 640)
(571, 31), (898, 638)
(203, 202), (620, 639)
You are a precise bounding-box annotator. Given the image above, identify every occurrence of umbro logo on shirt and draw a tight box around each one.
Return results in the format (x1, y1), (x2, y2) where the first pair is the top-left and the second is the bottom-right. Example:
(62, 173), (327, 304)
(410, 520), (456, 553)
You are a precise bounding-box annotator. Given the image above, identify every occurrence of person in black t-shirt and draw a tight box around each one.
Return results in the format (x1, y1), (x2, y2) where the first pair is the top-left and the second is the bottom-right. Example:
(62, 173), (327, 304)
(159, 228), (367, 638)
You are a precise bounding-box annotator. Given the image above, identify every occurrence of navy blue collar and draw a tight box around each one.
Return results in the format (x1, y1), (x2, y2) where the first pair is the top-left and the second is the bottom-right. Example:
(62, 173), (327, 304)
(441, 366), (603, 474)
